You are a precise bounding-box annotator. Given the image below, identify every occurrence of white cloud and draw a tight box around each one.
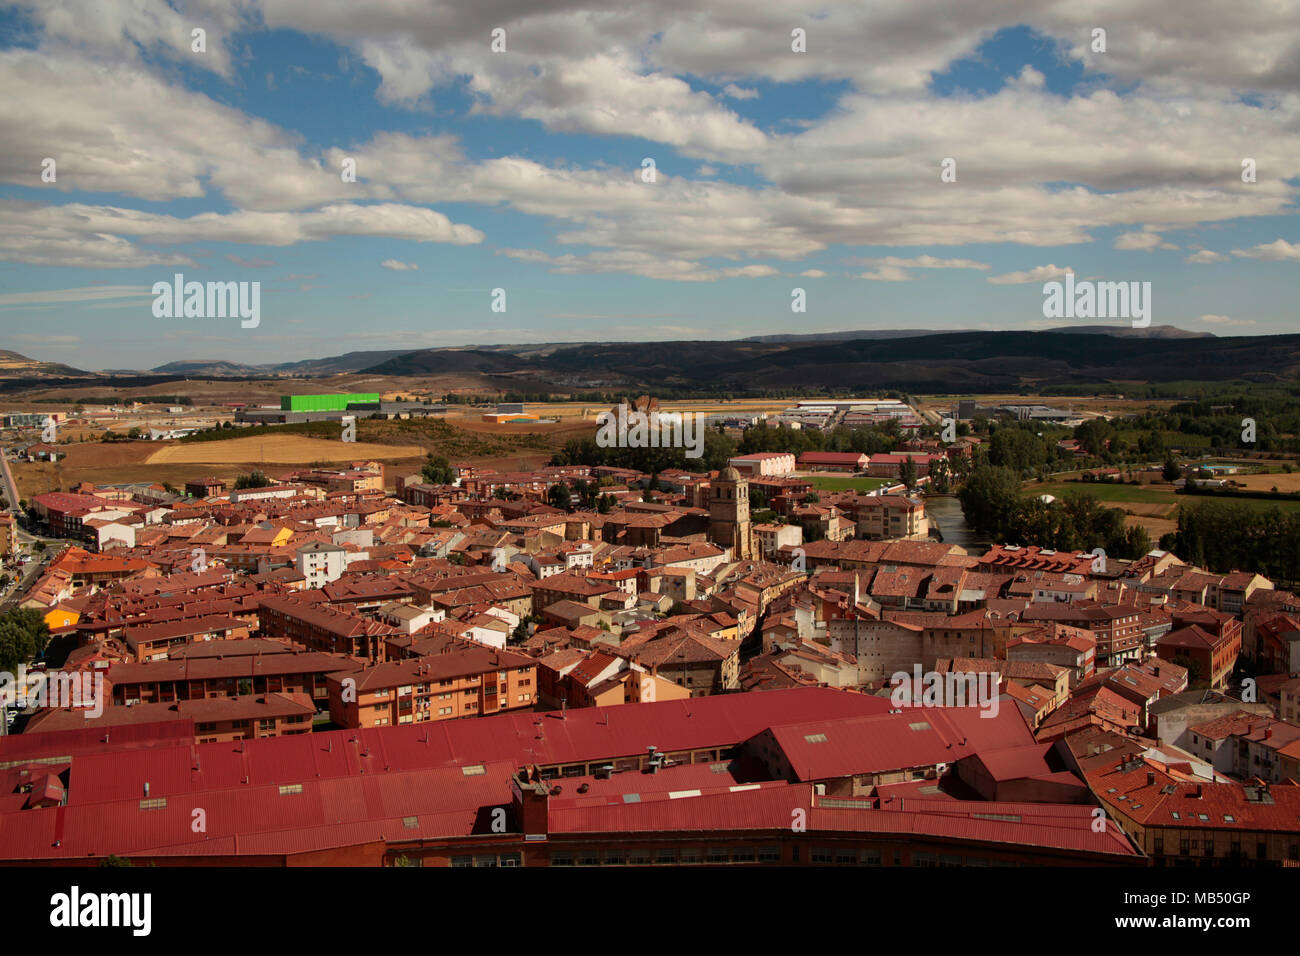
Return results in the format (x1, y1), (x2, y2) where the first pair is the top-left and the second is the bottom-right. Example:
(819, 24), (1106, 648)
(1199, 314), (1254, 326)
(1232, 239), (1300, 261)
(1186, 249), (1227, 264)
(722, 84), (758, 100)
(987, 264), (1073, 285)
(14, 0), (246, 76)
(857, 265), (912, 282)
(1114, 231), (1177, 251)
(0, 285), (152, 307)
(381, 259), (419, 271)
(500, 248), (777, 281)
(801, 269), (827, 277)
(0, 200), (483, 269)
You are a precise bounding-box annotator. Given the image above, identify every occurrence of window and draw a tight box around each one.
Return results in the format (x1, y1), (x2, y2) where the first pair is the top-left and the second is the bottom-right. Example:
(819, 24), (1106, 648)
(913, 852), (937, 867)
(706, 848), (728, 864)
(811, 848), (833, 864)
(654, 849), (676, 865)
(758, 846), (781, 863)
(679, 848), (701, 864)
(500, 853), (521, 868)
(862, 849), (882, 866)
(451, 856), (472, 867)
(604, 850), (626, 865)
(551, 853), (574, 867)
(577, 851), (600, 866)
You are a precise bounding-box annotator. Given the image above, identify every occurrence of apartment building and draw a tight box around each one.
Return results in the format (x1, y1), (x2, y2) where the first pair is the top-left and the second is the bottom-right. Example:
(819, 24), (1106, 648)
(326, 643), (537, 728)
(854, 495), (930, 540)
(259, 595), (400, 662)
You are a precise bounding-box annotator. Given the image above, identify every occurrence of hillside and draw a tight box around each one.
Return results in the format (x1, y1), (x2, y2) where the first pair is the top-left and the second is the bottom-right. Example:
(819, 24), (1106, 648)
(0, 349), (91, 378)
(359, 330), (1300, 392)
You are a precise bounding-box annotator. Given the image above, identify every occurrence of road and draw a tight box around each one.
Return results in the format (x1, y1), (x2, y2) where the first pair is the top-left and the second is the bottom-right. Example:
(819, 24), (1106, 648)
(0, 449), (62, 609)
(0, 451), (18, 515)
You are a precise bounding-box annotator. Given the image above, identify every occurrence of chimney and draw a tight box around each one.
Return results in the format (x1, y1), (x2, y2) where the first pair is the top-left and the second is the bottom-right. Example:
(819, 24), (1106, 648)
(1146, 771), (1155, 786)
(512, 769), (550, 836)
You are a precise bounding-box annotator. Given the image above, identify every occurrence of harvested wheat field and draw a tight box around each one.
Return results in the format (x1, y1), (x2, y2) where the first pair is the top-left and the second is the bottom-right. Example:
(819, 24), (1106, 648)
(1233, 471), (1300, 493)
(1128, 515), (1178, 541)
(147, 435), (426, 465)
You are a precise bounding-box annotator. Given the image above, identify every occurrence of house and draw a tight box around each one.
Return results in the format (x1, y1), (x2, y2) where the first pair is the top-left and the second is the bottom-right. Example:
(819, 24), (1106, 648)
(185, 477), (227, 498)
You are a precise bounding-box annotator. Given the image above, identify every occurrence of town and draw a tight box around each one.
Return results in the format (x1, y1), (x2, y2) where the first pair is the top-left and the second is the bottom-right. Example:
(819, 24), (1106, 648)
(0, 389), (1295, 870)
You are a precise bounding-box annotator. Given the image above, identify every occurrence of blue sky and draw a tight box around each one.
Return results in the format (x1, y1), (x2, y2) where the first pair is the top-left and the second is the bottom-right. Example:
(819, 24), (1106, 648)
(0, 1), (1295, 369)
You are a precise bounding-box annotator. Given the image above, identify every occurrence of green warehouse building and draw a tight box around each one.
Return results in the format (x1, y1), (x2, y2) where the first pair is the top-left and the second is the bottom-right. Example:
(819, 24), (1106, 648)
(280, 393), (381, 412)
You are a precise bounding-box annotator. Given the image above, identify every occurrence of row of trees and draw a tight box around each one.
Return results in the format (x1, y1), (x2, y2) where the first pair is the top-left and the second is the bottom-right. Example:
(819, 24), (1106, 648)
(551, 419), (914, 475)
(958, 465), (1151, 559)
(549, 428), (736, 473)
(736, 420), (905, 457)
(233, 470), (271, 490)
(1172, 500), (1300, 585)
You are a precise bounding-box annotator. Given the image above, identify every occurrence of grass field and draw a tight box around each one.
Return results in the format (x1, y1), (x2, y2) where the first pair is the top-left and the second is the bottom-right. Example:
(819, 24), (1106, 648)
(806, 475), (897, 492)
(1030, 482), (1179, 504)
(1029, 479), (1300, 527)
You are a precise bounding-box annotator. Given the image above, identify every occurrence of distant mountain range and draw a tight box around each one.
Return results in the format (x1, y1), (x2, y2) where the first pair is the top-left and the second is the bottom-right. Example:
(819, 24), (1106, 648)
(3, 324), (1296, 395)
(741, 324), (1214, 344)
(356, 329), (1297, 392)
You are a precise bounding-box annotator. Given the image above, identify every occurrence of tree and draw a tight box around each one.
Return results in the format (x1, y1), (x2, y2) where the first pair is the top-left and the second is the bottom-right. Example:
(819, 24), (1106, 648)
(0, 608), (51, 672)
(988, 426), (1047, 474)
(421, 455), (455, 485)
(233, 470), (271, 490)
(899, 457), (918, 491)
(958, 465), (1024, 537)
(1162, 456), (1182, 483)
(547, 483), (572, 511)
(1074, 418), (1118, 457)
(929, 456), (952, 494)
(127, 427), (142, 439)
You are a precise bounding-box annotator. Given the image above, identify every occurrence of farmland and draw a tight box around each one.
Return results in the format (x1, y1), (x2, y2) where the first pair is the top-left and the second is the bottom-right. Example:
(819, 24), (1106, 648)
(146, 435), (426, 465)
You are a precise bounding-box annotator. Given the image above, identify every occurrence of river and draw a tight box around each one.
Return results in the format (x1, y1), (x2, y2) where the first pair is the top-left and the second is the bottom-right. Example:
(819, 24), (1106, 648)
(923, 494), (992, 555)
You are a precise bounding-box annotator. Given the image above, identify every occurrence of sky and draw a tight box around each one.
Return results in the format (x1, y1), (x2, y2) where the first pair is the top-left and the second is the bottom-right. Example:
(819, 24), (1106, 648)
(0, 0), (1296, 370)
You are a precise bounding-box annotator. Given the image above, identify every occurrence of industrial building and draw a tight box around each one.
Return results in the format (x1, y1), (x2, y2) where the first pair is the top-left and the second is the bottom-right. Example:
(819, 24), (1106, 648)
(280, 393), (381, 412)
